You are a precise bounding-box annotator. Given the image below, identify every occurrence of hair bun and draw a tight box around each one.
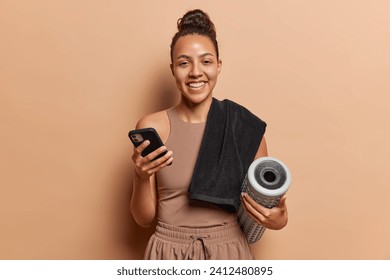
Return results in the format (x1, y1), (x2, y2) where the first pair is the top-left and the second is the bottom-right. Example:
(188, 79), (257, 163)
(170, 9), (219, 61)
(177, 9), (216, 37)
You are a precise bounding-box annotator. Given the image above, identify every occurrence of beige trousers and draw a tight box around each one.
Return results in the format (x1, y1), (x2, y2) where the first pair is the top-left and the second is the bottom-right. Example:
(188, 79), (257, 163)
(144, 221), (254, 260)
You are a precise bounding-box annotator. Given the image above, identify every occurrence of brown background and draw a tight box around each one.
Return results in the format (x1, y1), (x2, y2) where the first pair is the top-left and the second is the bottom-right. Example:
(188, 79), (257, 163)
(1, 0), (389, 259)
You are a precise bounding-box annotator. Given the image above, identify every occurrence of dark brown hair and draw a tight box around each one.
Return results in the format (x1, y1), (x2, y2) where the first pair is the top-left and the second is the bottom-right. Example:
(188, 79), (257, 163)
(170, 9), (219, 62)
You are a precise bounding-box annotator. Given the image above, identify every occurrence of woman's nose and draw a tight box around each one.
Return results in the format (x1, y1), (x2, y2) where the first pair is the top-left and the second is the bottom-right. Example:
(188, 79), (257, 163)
(189, 63), (202, 77)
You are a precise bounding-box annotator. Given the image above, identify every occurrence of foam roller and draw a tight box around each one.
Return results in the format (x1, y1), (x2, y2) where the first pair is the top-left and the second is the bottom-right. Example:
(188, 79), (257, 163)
(238, 157), (291, 243)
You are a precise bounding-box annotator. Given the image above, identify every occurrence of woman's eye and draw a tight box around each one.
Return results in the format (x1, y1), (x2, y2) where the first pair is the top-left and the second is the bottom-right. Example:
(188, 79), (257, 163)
(203, 60), (212, 64)
(179, 61), (189, 66)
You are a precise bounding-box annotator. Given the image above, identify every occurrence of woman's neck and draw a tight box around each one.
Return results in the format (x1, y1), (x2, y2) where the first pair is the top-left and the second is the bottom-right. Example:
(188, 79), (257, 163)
(176, 95), (213, 123)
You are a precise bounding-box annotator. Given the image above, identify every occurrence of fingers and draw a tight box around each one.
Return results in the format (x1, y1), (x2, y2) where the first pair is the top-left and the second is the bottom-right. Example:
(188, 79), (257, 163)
(241, 193), (267, 225)
(134, 140), (151, 156)
(143, 146), (169, 162)
(145, 151), (173, 175)
(132, 140), (150, 163)
(241, 192), (289, 230)
(242, 192), (268, 214)
(278, 195), (287, 209)
(132, 141), (173, 178)
(142, 150), (173, 172)
(132, 140), (167, 163)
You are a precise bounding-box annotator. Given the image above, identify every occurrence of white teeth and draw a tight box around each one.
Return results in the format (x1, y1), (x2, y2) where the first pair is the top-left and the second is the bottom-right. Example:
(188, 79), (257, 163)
(188, 82), (205, 88)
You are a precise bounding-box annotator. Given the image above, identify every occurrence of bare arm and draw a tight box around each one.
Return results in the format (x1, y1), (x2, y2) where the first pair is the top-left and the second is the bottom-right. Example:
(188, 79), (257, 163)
(130, 117), (173, 227)
(241, 136), (289, 231)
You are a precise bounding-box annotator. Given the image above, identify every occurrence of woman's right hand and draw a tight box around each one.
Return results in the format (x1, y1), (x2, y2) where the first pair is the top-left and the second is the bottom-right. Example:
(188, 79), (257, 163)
(132, 140), (173, 180)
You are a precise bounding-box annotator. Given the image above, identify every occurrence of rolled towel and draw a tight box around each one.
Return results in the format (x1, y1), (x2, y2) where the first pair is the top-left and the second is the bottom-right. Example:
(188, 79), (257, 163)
(238, 157), (291, 243)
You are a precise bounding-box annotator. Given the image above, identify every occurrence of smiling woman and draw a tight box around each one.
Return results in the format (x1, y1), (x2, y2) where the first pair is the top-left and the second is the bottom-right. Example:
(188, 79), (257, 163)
(129, 9), (288, 260)
(170, 35), (221, 112)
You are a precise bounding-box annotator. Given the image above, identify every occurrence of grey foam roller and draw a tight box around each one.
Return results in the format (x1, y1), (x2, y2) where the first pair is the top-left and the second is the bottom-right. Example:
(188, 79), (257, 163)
(238, 157), (291, 243)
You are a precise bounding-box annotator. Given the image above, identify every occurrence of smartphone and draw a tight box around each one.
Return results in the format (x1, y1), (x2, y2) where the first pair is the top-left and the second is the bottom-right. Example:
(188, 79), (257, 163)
(128, 127), (168, 160)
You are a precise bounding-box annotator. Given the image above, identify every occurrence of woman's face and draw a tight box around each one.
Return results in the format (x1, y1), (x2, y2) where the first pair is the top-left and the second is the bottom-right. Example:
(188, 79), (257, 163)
(171, 34), (222, 104)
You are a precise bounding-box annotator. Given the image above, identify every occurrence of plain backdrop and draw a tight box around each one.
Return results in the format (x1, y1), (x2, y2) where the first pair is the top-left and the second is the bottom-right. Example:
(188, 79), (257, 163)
(1, 0), (389, 259)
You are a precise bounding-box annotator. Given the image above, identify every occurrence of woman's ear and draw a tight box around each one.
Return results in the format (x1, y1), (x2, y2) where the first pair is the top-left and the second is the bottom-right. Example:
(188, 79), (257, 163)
(217, 59), (222, 74)
(170, 63), (174, 76)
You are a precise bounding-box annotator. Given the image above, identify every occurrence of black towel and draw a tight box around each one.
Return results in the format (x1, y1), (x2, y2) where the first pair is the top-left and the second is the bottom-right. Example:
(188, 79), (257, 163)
(188, 98), (267, 212)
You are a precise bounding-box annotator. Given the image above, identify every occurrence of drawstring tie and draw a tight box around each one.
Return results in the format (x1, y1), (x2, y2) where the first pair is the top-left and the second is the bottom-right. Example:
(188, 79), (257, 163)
(184, 235), (211, 260)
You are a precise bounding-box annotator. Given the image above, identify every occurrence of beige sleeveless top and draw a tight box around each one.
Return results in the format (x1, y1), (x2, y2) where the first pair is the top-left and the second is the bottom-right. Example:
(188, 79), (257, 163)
(156, 107), (236, 228)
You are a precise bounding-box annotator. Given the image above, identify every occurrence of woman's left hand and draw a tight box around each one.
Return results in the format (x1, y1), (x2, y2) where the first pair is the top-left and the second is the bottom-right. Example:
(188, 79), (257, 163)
(241, 193), (288, 230)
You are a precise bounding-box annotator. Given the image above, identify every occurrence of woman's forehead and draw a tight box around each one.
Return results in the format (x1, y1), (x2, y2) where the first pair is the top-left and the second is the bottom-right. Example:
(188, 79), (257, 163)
(173, 35), (217, 58)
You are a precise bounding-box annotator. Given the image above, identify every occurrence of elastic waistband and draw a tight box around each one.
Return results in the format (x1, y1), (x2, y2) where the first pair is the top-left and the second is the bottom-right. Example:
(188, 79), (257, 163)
(154, 220), (243, 245)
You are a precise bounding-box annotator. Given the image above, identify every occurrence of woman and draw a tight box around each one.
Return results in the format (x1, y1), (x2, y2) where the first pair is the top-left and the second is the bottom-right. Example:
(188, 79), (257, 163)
(130, 9), (288, 260)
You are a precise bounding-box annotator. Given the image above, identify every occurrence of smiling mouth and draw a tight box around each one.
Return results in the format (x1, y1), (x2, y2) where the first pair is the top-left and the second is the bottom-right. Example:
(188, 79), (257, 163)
(188, 82), (206, 88)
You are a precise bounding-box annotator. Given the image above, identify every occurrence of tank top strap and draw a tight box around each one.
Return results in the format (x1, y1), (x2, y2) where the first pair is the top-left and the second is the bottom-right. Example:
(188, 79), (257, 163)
(166, 107), (180, 127)
(166, 108), (179, 144)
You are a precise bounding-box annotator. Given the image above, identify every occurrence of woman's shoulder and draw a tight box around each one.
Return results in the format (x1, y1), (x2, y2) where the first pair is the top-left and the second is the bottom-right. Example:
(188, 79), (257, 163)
(135, 109), (170, 142)
(135, 110), (165, 128)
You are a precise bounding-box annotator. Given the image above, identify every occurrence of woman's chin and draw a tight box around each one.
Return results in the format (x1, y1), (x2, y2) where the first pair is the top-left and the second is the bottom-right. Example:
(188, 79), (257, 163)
(181, 91), (213, 105)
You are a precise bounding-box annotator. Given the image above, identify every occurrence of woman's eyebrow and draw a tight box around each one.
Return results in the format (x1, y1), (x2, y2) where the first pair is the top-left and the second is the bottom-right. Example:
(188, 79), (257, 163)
(176, 54), (191, 60)
(199, 53), (214, 58)
(176, 53), (214, 60)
